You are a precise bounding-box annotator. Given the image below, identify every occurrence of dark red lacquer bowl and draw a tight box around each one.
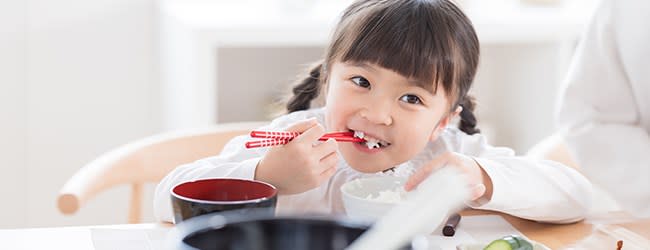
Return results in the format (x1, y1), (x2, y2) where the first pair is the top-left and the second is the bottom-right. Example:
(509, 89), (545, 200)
(171, 178), (277, 223)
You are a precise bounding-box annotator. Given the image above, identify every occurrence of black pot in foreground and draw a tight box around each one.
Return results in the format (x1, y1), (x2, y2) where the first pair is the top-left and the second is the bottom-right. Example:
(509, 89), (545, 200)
(171, 212), (414, 250)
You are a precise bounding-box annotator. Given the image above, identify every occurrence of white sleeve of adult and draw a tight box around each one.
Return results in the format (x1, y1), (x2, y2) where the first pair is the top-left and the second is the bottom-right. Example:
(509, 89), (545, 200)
(557, 0), (650, 217)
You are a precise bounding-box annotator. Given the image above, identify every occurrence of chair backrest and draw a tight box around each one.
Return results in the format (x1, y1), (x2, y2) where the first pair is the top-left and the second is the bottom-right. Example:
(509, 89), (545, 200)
(57, 121), (267, 223)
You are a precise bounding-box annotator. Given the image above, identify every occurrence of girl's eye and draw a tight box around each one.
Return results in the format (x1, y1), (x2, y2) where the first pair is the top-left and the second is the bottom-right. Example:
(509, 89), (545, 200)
(400, 94), (423, 105)
(351, 76), (371, 89)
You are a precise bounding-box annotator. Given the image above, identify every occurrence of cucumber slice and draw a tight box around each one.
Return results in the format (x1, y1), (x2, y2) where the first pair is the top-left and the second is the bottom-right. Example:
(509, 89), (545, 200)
(484, 235), (533, 250)
(484, 239), (514, 250)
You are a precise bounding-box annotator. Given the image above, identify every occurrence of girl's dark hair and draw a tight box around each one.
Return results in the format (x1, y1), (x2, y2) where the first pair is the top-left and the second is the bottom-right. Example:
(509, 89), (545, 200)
(286, 63), (323, 112)
(458, 95), (480, 135)
(286, 0), (480, 135)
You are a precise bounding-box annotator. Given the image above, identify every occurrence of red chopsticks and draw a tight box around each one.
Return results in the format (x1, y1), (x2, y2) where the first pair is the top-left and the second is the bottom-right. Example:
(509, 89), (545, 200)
(245, 130), (365, 149)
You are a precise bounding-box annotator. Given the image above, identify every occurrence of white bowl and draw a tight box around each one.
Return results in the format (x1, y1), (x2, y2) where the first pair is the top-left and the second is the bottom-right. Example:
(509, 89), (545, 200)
(340, 176), (408, 221)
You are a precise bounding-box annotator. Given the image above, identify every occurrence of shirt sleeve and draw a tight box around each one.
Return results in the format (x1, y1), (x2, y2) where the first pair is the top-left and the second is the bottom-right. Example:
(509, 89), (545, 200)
(153, 110), (321, 223)
(557, 0), (650, 217)
(444, 129), (593, 223)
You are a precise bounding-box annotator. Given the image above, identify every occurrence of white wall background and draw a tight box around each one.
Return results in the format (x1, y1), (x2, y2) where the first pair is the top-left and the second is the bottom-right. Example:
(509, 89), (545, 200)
(0, 0), (160, 228)
(472, 43), (573, 151)
(0, 0), (28, 229)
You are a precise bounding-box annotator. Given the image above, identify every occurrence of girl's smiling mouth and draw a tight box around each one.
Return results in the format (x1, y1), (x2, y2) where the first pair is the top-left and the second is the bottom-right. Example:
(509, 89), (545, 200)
(350, 129), (392, 149)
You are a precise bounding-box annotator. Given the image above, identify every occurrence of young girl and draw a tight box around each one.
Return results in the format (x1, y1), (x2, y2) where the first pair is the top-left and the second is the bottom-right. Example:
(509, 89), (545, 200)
(154, 0), (592, 223)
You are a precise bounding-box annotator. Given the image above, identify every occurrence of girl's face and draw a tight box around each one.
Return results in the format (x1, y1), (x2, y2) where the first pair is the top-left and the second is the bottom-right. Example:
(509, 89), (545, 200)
(325, 61), (454, 173)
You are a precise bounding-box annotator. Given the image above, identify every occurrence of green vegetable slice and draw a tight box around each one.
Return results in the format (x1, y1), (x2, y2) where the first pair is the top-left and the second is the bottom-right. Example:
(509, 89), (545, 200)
(484, 235), (533, 250)
(484, 239), (514, 250)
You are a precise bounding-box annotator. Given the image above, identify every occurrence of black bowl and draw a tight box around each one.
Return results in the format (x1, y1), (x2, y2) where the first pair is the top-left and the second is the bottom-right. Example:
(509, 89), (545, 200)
(172, 212), (413, 250)
(171, 178), (278, 223)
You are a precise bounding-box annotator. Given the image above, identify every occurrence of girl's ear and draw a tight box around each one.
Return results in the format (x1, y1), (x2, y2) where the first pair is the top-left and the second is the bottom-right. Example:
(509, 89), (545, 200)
(429, 106), (463, 141)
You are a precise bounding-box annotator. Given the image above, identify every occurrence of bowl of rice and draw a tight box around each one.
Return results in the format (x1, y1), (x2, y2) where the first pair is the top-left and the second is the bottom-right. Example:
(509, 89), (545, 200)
(340, 176), (408, 221)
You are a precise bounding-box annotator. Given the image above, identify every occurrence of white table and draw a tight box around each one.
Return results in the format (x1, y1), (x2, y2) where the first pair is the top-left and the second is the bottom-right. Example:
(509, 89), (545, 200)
(3, 213), (648, 249)
(158, 0), (598, 132)
(0, 223), (170, 250)
(0, 215), (522, 250)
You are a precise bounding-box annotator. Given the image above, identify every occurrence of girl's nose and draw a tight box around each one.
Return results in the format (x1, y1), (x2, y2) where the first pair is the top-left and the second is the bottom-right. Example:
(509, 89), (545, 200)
(359, 103), (393, 126)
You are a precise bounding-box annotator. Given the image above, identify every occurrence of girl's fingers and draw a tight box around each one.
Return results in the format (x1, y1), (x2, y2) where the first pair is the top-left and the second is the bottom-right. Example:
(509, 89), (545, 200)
(404, 169), (429, 191)
(318, 165), (337, 182)
(293, 122), (325, 144)
(317, 151), (339, 172)
(313, 138), (338, 158)
(404, 153), (450, 191)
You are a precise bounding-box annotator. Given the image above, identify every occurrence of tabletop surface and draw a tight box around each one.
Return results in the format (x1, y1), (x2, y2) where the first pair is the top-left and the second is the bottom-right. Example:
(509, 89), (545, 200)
(1, 210), (648, 249)
(461, 210), (650, 249)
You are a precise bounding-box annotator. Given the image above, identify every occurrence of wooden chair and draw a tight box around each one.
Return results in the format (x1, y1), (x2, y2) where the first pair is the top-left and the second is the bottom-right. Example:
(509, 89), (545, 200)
(57, 121), (267, 223)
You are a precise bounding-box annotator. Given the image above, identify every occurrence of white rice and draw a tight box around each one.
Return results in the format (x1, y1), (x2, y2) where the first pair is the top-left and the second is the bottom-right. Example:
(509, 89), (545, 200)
(364, 187), (407, 203)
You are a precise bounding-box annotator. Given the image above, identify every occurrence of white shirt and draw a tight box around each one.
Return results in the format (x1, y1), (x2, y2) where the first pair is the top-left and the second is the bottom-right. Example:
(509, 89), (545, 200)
(558, 0), (650, 217)
(155, 108), (591, 223)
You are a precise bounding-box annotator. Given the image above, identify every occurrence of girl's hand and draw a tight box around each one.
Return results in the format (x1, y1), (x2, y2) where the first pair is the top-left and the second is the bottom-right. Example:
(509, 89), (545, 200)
(404, 151), (493, 201)
(255, 118), (339, 195)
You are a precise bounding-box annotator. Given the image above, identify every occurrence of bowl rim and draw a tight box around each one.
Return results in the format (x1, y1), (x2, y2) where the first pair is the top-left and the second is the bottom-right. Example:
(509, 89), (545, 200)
(171, 177), (278, 205)
(340, 176), (408, 205)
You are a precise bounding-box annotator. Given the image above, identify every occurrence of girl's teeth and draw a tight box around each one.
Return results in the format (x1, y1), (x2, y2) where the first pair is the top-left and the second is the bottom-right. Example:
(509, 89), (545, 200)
(366, 141), (379, 149)
(353, 130), (388, 149)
